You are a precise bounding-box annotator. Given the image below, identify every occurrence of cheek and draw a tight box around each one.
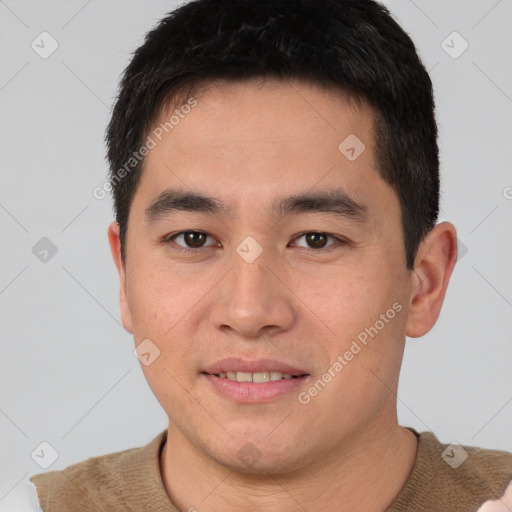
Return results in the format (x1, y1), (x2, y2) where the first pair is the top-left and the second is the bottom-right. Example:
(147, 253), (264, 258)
(311, 264), (408, 374)
(310, 270), (383, 335)
(125, 261), (197, 337)
(125, 261), (208, 373)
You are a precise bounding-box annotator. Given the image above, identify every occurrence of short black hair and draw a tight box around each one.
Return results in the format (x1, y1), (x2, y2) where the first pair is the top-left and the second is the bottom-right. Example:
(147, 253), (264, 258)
(106, 0), (439, 268)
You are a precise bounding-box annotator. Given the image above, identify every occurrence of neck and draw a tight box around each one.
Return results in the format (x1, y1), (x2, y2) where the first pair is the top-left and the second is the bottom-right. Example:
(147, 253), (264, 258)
(160, 416), (418, 512)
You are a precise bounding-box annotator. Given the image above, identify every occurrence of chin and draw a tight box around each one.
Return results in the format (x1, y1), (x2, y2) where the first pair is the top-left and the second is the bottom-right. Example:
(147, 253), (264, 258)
(204, 432), (312, 476)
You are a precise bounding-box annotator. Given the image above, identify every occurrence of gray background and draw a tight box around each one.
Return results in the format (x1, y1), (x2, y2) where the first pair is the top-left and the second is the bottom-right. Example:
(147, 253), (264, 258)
(1, 0), (511, 499)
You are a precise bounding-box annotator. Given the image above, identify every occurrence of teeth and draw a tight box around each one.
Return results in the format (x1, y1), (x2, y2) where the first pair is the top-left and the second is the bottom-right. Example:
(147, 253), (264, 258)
(253, 372), (270, 383)
(236, 371), (252, 382)
(215, 371), (299, 382)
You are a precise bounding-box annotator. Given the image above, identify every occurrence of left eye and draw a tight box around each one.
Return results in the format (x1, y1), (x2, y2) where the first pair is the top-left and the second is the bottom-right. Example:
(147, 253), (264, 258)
(292, 232), (340, 250)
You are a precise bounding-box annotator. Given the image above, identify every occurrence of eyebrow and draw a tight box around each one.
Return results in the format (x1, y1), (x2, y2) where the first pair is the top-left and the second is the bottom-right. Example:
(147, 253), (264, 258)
(145, 188), (368, 223)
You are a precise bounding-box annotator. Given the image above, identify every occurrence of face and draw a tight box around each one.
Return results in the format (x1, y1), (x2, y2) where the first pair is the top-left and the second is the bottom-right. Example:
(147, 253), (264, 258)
(110, 79), (417, 474)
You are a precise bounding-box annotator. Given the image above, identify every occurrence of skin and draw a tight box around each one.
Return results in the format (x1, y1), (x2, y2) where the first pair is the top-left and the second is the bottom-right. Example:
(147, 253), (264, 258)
(108, 78), (458, 511)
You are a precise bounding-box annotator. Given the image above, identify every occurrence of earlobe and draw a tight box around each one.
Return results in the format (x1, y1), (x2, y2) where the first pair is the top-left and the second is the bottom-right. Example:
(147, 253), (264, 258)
(405, 222), (458, 338)
(107, 221), (133, 333)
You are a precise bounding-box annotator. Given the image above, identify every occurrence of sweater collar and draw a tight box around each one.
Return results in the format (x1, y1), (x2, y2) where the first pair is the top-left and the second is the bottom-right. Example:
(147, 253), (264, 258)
(385, 427), (439, 511)
(119, 429), (179, 511)
(119, 427), (434, 511)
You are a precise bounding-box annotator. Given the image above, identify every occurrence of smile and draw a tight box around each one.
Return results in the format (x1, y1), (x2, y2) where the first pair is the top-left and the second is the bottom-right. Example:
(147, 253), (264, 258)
(206, 371), (305, 383)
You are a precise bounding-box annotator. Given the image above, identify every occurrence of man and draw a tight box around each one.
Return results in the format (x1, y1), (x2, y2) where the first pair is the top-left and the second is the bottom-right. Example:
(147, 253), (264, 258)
(10, 0), (511, 510)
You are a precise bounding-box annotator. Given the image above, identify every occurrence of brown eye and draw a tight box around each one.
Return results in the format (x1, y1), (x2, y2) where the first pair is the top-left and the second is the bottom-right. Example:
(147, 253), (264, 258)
(183, 232), (207, 248)
(168, 231), (216, 250)
(305, 233), (328, 249)
(293, 232), (339, 250)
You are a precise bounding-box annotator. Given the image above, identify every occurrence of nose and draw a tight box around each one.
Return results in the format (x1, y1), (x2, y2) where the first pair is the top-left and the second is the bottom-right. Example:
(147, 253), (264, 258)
(209, 246), (296, 339)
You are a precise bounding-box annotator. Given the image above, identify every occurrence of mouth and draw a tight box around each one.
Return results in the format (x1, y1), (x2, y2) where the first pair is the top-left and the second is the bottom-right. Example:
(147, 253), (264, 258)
(201, 371), (308, 383)
(200, 359), (310, 403)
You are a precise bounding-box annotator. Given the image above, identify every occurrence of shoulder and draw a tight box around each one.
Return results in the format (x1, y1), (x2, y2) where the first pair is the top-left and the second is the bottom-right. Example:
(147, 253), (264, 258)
(389, 429), (512, 512)
(447, 437), (512, 511)
(0, 479), (43, 512)
(29, 430), (167, 512)
(421, 430), (512, 485)
(440, 435), (512, 511)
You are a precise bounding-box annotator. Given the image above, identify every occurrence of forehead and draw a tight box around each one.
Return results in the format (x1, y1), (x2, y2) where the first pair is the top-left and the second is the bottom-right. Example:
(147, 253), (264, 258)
(134, 78), (395, 222)
(152, 78), (373, 156)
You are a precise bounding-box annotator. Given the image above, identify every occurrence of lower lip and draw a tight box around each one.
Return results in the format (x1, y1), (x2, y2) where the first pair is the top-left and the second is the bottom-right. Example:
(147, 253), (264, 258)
(202, 373), (309, 403)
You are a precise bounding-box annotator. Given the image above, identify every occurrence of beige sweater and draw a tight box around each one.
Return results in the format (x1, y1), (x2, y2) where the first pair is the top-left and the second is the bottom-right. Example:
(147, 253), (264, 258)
(30, 427), (512, 512)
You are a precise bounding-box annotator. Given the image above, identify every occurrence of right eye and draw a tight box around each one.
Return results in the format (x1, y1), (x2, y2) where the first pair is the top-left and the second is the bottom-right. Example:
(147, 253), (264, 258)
(164, 231), (218, 252)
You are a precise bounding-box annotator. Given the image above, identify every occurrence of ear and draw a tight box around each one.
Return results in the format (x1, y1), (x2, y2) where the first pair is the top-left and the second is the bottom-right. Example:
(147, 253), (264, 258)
(406, 222), (458, 338)
(107, 221), (133, 333)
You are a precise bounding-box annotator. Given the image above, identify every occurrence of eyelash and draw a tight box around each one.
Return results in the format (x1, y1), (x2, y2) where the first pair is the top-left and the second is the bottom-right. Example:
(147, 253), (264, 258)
(163, 231), (348, 255)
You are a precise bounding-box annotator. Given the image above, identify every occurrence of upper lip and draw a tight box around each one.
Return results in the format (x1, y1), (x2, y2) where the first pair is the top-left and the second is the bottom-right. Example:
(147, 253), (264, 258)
(202, 357), (309, 376)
